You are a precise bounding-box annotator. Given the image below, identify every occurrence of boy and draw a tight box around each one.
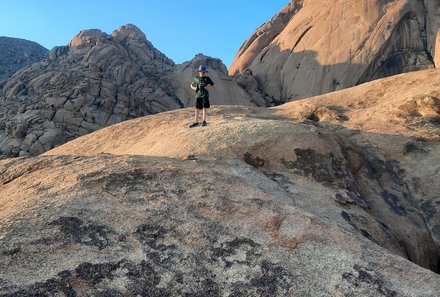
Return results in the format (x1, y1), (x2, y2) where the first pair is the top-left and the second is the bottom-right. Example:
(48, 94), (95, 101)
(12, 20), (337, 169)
(189, 65), (214, 128)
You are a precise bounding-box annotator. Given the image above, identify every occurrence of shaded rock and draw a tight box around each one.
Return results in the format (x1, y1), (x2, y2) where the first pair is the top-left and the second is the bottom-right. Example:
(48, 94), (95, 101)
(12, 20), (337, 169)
(229, 0), (437, 103)
(0, 24), (180, 156)
(234, 69), (272, 106)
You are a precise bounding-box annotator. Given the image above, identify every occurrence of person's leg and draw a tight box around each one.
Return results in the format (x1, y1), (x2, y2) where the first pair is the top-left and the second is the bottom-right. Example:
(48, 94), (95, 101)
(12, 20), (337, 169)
(202, 96), (209, 126)
(202, 108), (207, 122)
(195, 108), (200, 123)
(189, 108), (201, 128)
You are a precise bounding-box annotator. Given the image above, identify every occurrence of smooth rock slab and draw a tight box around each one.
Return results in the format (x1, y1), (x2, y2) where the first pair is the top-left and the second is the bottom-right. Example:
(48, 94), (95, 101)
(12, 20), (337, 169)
(0, 155), (439, 296)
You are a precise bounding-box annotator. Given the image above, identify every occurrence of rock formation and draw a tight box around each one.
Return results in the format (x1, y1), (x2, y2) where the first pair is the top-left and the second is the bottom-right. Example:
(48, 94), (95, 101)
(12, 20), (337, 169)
(229, 0), (439, 104)
(274, 67), (440, 263)
(0, 37), (48, 81)
(45, 67), (440, 273)
(2, 68), (440, 295)
(0, 25), (254, 157)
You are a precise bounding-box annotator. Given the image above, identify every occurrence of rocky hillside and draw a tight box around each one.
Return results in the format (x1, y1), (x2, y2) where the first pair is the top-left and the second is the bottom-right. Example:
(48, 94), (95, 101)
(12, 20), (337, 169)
(230, 0), (440, 103)
(275, 68), (440, 259)
(0, 25), (253, 158)
(0, 37), (48, 81)
(1, 68), (438, 295)
(45, 67), (440, 273)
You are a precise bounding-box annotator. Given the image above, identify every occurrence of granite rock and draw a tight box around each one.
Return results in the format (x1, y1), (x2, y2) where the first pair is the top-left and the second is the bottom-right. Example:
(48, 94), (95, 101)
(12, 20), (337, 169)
(229, 0), (438, 103)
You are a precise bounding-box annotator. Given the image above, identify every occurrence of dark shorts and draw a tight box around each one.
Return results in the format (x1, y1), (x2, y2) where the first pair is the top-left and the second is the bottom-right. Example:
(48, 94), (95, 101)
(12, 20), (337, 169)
(196, 97), (210, 109)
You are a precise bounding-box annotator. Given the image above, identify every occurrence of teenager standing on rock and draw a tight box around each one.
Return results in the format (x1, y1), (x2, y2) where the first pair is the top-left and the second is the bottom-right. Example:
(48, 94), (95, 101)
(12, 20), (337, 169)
(189, 65), (214, 128)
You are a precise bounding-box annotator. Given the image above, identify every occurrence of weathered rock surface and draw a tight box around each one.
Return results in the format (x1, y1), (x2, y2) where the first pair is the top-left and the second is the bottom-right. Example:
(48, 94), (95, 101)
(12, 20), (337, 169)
(1, 11), (440, 296)
(229, 0), (439, 103)
(274, 67), (440, 268)
(1, 154), (439, 296)
(0, 25), (253, 157)
(0, 37), (48, 81)
(43, 68), (440, 287)
(2, 68), (440, 295)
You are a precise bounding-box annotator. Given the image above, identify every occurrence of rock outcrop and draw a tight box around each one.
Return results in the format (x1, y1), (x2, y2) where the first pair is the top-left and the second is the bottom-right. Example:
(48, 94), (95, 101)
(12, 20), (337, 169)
(229, 0), (439, 104)
(0, 24), (178, 157)
(274, 67), (440, 265)
(2, 68), (440, 295)
(0, 37), (48, 81)
(0, 25), (254, 157)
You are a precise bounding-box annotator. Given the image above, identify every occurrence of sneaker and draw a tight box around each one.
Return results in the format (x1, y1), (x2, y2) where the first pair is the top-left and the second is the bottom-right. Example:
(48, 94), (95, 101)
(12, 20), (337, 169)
(201, 121), (207, 126)
(189, 122), (199, 128)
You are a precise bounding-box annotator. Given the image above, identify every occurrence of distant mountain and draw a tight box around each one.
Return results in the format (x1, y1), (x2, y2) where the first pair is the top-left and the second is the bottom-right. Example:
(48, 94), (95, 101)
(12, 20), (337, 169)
(0, 36), (48, 81)
(230, 0), (440, 104)
(0, 24), (254, 157)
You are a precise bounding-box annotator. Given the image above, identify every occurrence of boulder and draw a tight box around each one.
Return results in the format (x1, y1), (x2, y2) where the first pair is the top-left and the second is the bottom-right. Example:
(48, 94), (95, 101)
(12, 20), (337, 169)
(274, 67), (440, 262)
(229, 0), (438, 103)
(2, 67), (440, 296)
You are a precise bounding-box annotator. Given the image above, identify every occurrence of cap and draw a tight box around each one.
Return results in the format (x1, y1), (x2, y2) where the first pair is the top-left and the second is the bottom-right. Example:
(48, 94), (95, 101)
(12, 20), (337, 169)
(198, 65), (208, 73)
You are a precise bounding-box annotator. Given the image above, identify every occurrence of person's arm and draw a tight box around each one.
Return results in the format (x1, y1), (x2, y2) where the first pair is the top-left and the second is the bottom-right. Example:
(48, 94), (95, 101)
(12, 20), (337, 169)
(190, 77), (198, 91)
(206, 77), (214, 90)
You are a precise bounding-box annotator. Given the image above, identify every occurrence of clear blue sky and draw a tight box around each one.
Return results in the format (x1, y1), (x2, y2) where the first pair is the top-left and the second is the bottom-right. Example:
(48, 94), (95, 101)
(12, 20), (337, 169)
(0, 0), (288, 68)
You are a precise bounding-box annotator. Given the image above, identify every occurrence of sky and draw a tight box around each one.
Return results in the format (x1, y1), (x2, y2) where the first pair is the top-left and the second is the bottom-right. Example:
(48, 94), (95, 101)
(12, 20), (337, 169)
(0, 0), (288, 68)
